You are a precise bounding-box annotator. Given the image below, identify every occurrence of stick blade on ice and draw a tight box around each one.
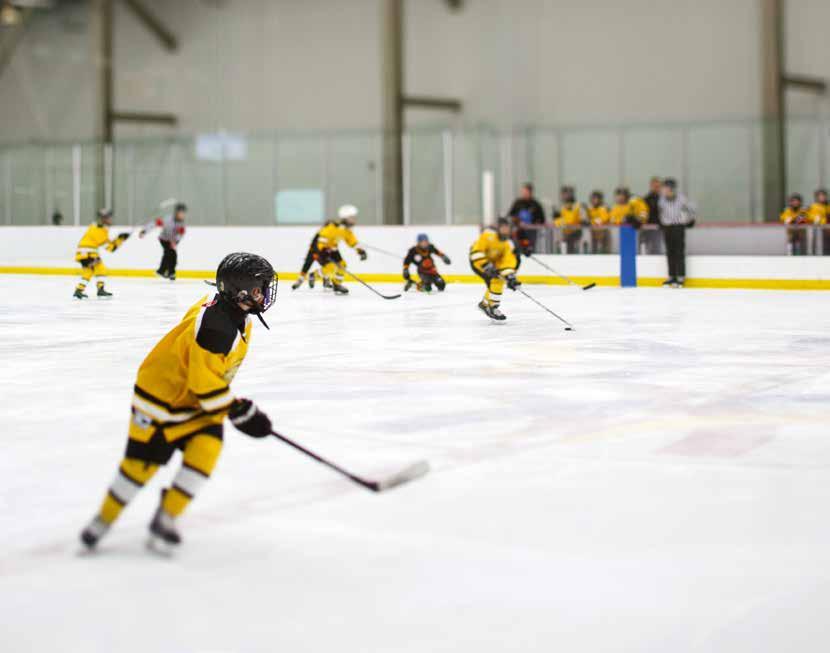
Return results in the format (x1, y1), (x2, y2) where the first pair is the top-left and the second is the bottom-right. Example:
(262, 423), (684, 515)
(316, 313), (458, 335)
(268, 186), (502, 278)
(374, 460), (430, 492)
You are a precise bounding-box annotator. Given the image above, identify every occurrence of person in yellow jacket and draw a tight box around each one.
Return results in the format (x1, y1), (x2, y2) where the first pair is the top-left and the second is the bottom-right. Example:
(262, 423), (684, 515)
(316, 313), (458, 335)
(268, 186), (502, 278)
(780, 193), (810, 255)
(587, 190), (612, 254)
(609, 187), (649, 228)
(73, 209), (130, 299)
(553, 186), (587, 254)
(469, 218), (521, 321)
(316, 204), (368, 294)
(79, 252), (278, 551)
(808, 188), (829, 255)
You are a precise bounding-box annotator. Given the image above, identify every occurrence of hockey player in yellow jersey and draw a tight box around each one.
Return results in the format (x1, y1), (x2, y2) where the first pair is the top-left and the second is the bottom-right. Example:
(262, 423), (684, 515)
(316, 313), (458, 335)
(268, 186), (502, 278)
(73, 208), (130, 299)
(587, 190), (612, 254)
(553, 186), (587, 254)
(79, 253), (278, 551)
(780, 193), (810, 255)
(808, 189), (829, 255)
(609, 188), (649, 228)
(469, 218), (521, 321)
(315, 204), (368, 294)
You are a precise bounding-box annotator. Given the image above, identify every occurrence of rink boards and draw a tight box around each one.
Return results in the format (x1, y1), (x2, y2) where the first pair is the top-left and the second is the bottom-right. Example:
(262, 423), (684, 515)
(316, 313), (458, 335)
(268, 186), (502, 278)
(1, 225), (829, 290)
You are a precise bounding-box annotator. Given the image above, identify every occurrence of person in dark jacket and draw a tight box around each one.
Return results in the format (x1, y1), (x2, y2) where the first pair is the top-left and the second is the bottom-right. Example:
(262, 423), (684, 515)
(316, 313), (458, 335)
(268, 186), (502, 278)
(507, 183), (545, 252)
(642, 176), (662, 254)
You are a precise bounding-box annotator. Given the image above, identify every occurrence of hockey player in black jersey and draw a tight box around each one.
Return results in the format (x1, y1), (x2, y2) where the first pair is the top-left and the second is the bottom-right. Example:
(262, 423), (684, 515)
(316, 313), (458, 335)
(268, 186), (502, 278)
(402, 233), (451, 292)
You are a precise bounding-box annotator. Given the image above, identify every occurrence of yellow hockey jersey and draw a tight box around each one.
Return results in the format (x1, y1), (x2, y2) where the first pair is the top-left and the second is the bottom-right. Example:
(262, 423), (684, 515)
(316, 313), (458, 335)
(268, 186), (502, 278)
(131, 294), (252, 442)
(75, 223), (126, 261)
(469, 228), (518, 273)
(316, 221), (360, 252)
(588, 206), (612, 226)
(808, 202), (829, 225)
(554, 203), (587, 233)
(780, 207), (809, 224)
(610, 197), (649, 226)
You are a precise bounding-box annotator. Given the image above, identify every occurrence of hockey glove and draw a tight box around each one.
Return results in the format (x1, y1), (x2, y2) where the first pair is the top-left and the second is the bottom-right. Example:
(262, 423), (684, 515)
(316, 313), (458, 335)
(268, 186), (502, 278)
(482, 263), (498, 280)
(403, 268), (411, 280)
(505, 274), (522, 291)
(118, 232), (131, 241)
(441, 255), (452, 265)
(686, 219), (696, 228)
(228, 398), (272, 438)
(356, 248), (368, 261)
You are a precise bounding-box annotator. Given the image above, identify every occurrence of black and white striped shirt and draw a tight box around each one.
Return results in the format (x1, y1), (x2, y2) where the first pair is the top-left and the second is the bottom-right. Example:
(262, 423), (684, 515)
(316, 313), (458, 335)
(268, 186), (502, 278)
(658, 193), (696, 226)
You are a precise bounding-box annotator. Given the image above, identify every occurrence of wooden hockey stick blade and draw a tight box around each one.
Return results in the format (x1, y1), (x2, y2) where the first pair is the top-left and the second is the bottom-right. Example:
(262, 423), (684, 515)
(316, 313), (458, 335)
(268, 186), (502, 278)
(582, 282), (596, 290)
(371, 460), (430, 492)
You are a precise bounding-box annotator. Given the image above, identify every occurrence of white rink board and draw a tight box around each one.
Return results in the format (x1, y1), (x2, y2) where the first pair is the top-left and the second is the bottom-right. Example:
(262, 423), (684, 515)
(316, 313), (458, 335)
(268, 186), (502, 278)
(2, 225), (830, 282)
(1, 276), (830, 652)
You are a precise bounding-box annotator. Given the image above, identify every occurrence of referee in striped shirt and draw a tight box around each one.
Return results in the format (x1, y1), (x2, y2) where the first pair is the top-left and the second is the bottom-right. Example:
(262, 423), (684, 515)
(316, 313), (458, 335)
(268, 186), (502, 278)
(658, 178), (696, 287)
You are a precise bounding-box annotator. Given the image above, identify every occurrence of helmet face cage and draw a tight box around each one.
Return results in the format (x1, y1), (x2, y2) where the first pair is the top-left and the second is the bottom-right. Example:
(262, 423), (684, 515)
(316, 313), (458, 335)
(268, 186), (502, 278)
(216, 253), (278, 314)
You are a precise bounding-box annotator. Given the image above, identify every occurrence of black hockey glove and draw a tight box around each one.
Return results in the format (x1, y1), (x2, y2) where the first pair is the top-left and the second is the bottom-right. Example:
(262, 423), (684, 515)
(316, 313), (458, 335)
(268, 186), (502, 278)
(686, 219), (696, 229)
(356, 248), (368, 261)
(403, 268), (411, 280)
(505, 274), (522, 291)
(118, 232), (131, 241)
(441, 255), (451, 265)
(482, 263), (498, 280)
(228, 398), (272, 438)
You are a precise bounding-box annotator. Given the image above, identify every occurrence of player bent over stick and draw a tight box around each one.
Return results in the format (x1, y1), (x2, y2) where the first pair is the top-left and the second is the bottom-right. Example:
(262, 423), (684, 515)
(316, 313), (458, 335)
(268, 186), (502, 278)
(315, 204), (368, 294)
(80, 253), (278, 551)
(402, 233), (451, 292)
(73, 208), (130, 299)
(469, 218), (522, 321)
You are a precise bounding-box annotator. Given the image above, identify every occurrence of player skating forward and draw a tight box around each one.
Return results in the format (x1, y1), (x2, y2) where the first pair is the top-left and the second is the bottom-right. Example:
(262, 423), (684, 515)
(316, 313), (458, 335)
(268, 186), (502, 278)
(139, 202), (187, 280)
(402, 233), (451, 292)
(316, 204), (368, 294)
(291, 231), (326, 290)
(469, 218), (522, 321)
(79, 253), (278, 551)
(73, 208), (130, 300)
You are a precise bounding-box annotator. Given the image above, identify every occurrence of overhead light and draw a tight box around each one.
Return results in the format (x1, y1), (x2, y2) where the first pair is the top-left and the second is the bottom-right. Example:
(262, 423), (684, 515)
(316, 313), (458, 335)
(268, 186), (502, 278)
(0, 3), (22, 27)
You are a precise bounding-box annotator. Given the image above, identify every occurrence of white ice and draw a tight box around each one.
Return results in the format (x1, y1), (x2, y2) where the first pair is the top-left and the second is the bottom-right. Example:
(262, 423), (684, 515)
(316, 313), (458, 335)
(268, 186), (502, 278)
(1, 275), (829, 653)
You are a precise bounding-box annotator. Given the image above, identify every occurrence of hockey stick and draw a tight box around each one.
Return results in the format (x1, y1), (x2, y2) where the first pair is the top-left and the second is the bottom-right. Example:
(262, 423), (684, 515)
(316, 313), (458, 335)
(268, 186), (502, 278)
(362, 243), (402, 259)
(270, 430), (429, 492)
(337, 264), (401, 300)
(529, 255), (596, 290)
(518, 288), (575, 331)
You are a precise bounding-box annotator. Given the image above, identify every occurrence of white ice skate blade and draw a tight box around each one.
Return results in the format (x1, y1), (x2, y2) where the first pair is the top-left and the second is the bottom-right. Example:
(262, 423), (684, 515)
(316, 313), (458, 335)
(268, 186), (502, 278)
(145, 535), (177, 558)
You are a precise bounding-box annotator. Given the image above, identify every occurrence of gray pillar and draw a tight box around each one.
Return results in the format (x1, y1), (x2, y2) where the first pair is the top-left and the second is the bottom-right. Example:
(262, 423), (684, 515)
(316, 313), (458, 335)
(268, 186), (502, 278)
(760, 0), (785, 222)
(380, 0), (403, 225)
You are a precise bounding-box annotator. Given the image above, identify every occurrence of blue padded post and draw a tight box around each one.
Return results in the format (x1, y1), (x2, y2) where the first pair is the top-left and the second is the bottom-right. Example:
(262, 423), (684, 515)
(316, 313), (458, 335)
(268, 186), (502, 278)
(620, 226), (637, 287)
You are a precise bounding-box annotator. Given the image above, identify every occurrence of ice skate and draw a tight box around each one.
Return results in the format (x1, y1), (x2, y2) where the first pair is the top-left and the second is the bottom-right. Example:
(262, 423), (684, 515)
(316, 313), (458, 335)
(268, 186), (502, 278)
(147, 503), (181, 554)
(79, 516), (110, 551)
(73, 288), (88, 300)
(478, 301), (506, 321)
(97, 287), (113, 299)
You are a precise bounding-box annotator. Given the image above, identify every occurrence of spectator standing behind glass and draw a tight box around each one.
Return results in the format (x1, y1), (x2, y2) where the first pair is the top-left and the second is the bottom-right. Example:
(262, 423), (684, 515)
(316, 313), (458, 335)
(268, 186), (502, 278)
(658, 178), (696, 288)
(780, 193), (809, 256)
(507, 183), (545, 252)
(609, 187), (649, 229)
(807, 189), (829, 255)
(587, 191), (612, 253)
(642, 176), (663, 254)
(553, 186), (587, 254)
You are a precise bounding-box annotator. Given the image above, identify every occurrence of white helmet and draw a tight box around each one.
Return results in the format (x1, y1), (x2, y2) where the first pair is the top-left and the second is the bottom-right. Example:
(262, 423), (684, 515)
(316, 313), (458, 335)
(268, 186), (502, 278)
(338, 204), (358, 220)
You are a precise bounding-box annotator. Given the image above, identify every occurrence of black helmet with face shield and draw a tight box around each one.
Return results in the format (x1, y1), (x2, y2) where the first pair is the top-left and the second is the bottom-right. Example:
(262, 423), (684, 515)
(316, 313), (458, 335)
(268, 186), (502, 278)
(216, 253), (277, 317)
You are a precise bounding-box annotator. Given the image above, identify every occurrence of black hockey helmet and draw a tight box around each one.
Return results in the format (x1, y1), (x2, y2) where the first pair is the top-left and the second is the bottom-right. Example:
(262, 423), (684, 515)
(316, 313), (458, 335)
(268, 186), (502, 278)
(174, 202), (187, 213)
(216, 253), (277, 315)
(614, 187), (631, 201)
(590, 190), (604, 203)
(560, 185), (576, 203)
(789, 192), (803, 205)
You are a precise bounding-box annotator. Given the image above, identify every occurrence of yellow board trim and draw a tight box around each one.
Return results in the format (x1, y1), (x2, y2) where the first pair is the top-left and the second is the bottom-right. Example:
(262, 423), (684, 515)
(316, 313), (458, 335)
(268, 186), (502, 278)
(1, 266), (829, 290)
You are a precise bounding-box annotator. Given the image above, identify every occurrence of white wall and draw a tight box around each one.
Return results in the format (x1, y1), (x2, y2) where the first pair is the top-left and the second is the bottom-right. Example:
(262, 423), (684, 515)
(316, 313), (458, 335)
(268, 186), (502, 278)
(4, 0), (830, 145)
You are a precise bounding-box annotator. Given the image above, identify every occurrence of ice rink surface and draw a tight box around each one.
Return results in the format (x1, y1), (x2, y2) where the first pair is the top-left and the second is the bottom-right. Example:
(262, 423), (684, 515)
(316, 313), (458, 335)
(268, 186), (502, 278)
(1, 274), (829, 653)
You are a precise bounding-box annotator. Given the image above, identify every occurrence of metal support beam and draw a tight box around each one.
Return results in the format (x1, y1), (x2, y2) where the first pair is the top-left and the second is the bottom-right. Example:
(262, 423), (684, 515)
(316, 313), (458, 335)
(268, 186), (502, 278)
(110, 111), (178, 125)
(381, 0), (403, 225)
(122, 0), (178, 51)
(782, 74), (827, 94)
(760, 0), (785, 222)
(402, 95), (462, 112)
